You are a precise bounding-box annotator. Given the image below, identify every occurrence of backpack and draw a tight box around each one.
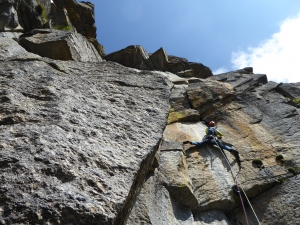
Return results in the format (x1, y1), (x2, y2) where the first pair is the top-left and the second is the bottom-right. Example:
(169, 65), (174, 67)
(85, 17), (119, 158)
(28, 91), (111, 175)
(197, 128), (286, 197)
(207, 127), (217, 140)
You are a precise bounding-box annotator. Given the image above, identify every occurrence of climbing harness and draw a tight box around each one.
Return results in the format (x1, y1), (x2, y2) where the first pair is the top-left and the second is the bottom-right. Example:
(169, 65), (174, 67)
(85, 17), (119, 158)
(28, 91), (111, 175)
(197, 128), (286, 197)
(213, 138), (261, 225)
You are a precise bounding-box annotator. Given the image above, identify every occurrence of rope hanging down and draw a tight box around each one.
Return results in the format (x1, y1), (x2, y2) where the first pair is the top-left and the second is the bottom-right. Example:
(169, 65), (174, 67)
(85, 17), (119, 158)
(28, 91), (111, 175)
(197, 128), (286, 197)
(213, 138), (261, 225)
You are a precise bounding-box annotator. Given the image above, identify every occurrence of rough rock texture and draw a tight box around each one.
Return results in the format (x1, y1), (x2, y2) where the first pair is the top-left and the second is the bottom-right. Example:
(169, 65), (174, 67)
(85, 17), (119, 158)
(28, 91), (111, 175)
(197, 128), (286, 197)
(126, 173), (195, 225)
(187, 80), (236, 119)
(52, 0), (96, 38)
(0, 36), (41, 60)
(105, 45), (213, 79)
(159, 141), (198, 209)
(14, 0), (44, 31)
(2, 2), (300, 223)
(0, 31), (22, 40)
(277, 82), (300, 107)
(230, 175), (300, 225)
(168, 85), (200, 124)
(163, 122), (240, 214)
(0, 0), (23, 31)
(208, 70), (268, 94)
(104, 45), (149, 68)
(19, 29), (102, 62)
(0, 0), (105, 56)
(0, 38), (171, 224)
(194, 210), (231, 225)
(128, 67), (300, 224)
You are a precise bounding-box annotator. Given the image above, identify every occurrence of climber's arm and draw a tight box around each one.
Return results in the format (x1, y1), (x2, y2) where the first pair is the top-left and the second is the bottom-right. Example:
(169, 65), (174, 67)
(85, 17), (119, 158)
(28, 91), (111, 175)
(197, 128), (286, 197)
(216, 129), (223, 137)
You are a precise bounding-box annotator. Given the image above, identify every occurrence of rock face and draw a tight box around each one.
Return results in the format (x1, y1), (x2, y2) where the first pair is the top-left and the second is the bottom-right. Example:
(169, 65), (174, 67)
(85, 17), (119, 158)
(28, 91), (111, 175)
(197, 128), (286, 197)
(0, 37), (41, 60)
(0, 0), (23, 31)
(1, 1), (300, 224)
(128, 69), (300, 224)
(105, 46), (213, 79)
(19, 29), (102, 62)
(14, 0), (44, 31)
(231, 175), (300, 225)
(51, 0), (96, 38)
(0, 0), (105, 56)
(0, 37), (171, 224)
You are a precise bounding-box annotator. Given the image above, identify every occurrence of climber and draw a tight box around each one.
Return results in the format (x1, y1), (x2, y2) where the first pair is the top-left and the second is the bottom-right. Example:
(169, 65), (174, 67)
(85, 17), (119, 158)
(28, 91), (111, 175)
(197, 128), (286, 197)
(184, 121), (242, 166)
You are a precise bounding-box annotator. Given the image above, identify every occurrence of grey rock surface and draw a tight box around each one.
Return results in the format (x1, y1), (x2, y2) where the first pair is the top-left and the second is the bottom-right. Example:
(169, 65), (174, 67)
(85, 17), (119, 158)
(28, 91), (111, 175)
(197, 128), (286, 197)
(187, 80), (236, 119)
(208, 72), (268, 94)
(14, 0), (43, 31)
(0, 37), (41, 60)
(19, 29), (102, 62)
(159, 141), (198, 209)
(127, 174), (194, 225)
(230, 175), (300, 225)
(2, 1), (300, 223)
(0, 58), (171, 224)
(0, 31), (23, 40)
(104, 45), (149, 68)
(168, 85), (200, 124)
(52, 0), (96, 38)
(105, 45), (213, 79)
(277, 82), (300, 107)
(194, 210), (231, 225)
(0, 0), (23, 31)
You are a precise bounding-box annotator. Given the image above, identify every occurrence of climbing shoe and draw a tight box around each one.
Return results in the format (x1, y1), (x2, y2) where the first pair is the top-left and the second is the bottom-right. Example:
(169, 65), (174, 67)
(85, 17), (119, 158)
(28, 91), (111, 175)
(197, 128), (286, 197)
(231, 149), (242, 167)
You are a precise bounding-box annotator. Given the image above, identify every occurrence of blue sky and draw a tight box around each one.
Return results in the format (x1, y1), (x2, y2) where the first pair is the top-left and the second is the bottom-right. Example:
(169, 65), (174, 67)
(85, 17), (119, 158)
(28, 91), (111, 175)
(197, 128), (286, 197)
(87, 1), (300, 83)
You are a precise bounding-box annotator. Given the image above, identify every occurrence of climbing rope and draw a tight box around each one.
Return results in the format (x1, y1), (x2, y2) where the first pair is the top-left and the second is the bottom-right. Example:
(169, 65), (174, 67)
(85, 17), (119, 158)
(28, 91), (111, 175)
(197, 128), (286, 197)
(240, 186), (262, 225)
(213, 138), (261, 225)
(213, 138), (250, 225)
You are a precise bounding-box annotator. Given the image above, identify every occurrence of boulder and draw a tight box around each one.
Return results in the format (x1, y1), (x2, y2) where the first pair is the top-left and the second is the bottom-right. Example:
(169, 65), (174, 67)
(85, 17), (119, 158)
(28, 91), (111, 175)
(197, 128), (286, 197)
(168, 109), (200, 124)
(189, 62), (213, 79)
(106, 46), (213, 79)
(0, 58), (171, 224)
(168, 85), (200, 124)
(3, 0), (100, 51)
(19, 29), (102, 62)
(51, 0), (96, 38)
(139, 47), (169, 71)
(277, 82), (300, 107)
(104, 45), (149, 68)
(0, 0), (23, 31)
(209, 71), (268, 93)
(187, 80), (236, 119)
(139, 48), (213, 79)
(14, 0), (44, 31)
(49, 4), (74, 31)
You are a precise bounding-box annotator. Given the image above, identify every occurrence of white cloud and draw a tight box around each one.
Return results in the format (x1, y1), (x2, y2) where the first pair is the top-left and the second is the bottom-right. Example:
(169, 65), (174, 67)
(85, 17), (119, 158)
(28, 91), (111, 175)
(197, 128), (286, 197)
(231, 11), (300, 83)
(212, 67), (227, 75)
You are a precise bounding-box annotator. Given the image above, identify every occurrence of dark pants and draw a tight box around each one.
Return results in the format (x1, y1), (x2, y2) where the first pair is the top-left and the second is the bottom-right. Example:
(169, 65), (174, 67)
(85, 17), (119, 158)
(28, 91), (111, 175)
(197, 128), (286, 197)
(192, 138), (233, 152)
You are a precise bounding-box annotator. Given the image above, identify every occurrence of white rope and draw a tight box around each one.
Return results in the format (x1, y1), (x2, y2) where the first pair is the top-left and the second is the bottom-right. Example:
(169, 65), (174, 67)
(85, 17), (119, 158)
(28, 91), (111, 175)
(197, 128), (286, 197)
(240, 186), (262, 225)
(214, 138), (261, 225)
(213, 139), (249, 225)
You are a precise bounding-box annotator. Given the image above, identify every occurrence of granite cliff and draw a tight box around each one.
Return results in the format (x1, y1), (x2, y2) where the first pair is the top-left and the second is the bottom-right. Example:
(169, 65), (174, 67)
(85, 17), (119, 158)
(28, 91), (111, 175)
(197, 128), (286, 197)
(1, 1), (300, 225)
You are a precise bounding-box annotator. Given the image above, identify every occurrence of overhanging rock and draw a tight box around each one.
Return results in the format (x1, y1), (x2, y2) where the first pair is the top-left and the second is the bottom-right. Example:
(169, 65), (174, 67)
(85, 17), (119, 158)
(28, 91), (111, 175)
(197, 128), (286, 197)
(19, 29), (102, 62)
